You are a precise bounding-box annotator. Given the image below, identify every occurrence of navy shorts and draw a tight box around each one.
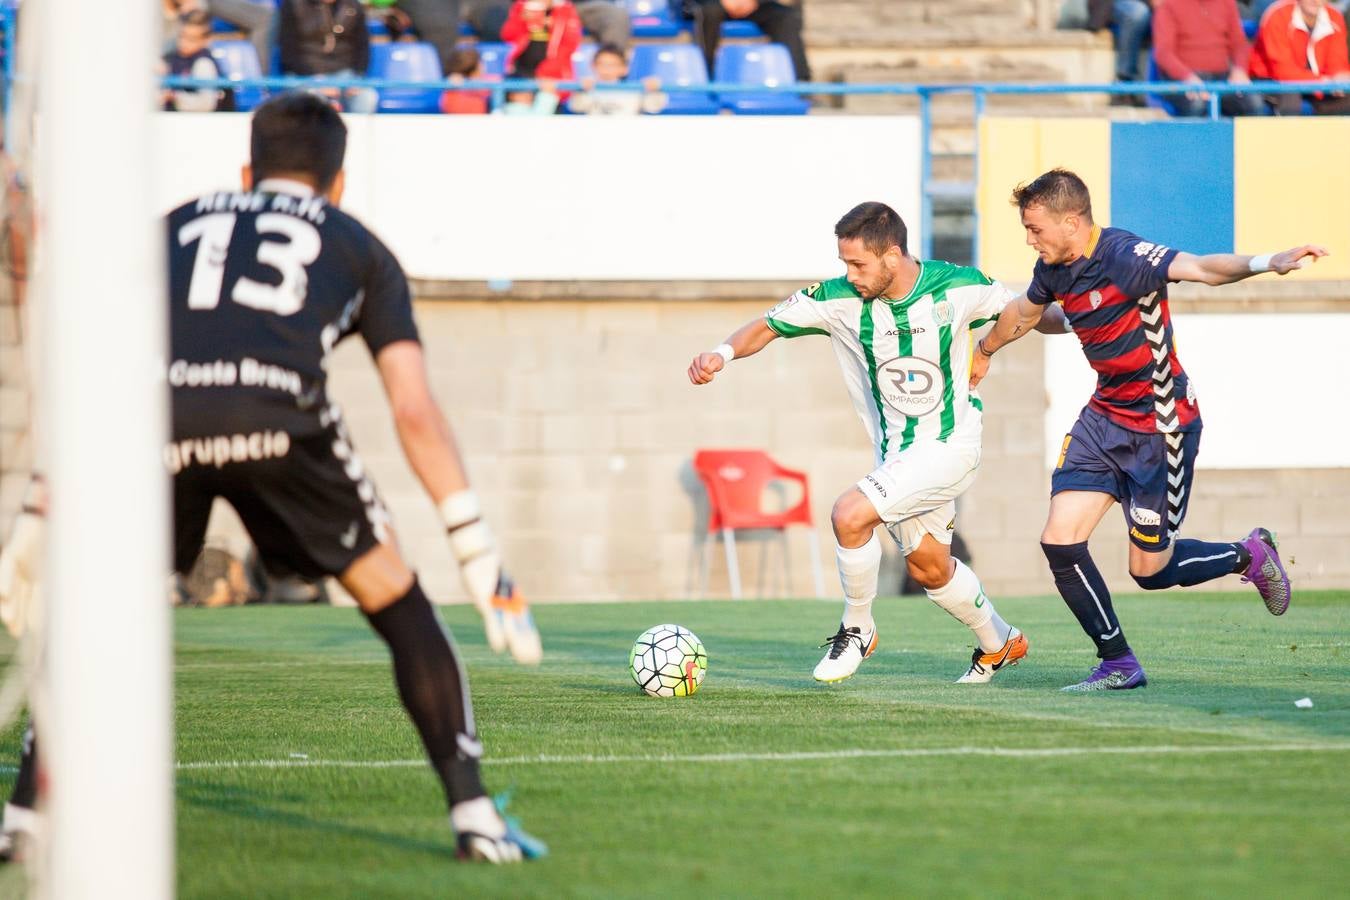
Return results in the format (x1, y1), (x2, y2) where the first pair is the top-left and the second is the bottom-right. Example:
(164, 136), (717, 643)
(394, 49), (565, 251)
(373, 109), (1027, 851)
(1051, 406), (1201, 552)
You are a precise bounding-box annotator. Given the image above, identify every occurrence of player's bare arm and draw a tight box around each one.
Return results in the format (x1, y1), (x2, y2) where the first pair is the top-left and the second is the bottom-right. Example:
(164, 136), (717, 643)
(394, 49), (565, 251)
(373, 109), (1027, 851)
(376, 339), (471, 502)
(968, 294), (1044, 387)
(1166, 245), (1329, 285)
(688, 317), (778, 385)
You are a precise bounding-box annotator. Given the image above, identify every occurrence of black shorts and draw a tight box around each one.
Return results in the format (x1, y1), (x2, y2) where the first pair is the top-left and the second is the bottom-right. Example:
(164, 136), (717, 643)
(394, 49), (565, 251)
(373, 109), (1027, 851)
(171, 420), (390, 579)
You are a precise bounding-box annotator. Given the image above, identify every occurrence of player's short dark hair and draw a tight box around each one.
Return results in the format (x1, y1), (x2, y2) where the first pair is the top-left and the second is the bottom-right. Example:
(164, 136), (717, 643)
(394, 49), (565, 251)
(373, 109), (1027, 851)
(447, 47), (481, 77)
(834, 202), (908, 257)
(1011, 168), (1094, 223)
(179, 9), (213, 29)
(594, 43), (627, 64)
(250, 92), (347, 192)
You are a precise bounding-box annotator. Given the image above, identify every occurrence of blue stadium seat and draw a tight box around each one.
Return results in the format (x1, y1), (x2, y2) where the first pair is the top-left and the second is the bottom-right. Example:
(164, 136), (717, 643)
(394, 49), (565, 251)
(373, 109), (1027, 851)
(367, 16), (389, 38)
(1144, 53), (1177, 115)
(470, 41), (510, 76)
(1243, 18), (1259, 40)
(714, 43), (807, 114)
(209, 40), (267, 112)
(369, 42), (443, 114)
(720, 19), (762, 38)
(625, 0), (682, 38)
(628, 44), (720, 114)
(572, 43), (599, 81)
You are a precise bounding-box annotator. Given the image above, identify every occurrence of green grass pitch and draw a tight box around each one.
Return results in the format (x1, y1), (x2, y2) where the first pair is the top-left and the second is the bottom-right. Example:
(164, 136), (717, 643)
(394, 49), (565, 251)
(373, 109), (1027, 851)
(1, 590), (1346, 898)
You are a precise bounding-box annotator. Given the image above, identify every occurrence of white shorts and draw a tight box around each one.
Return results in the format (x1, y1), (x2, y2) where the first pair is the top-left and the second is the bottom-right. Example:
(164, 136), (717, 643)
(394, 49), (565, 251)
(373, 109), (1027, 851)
(855, 441), (981, 556)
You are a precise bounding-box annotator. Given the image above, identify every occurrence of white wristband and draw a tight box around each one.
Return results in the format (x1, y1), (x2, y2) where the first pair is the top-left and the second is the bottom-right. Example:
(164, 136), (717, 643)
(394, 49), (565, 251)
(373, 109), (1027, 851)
(712, 343), (735, 364)
(439, 489), (481, 529)
(1249, 253), (1273, 273)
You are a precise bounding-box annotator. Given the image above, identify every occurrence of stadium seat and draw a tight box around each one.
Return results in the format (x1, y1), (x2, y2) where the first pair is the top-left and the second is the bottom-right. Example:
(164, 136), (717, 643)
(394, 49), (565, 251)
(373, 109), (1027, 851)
(572, 42), (599, 80)
(691, 449), (825, 599)
(1144, 53), (1177, 115)
(720, 19), (762, 38)
(714, 43), (808, 115)
(369, 41), (443, 113)
(624, 0), (682, 38)
(470, 41), (511, 77)
(209, 40), (267, 112)
(627, 44), (720, 114)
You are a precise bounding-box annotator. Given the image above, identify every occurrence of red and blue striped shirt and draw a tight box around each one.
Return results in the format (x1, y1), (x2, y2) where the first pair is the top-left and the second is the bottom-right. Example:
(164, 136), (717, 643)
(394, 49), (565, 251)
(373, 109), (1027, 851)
(1028, 226), (1201, 434)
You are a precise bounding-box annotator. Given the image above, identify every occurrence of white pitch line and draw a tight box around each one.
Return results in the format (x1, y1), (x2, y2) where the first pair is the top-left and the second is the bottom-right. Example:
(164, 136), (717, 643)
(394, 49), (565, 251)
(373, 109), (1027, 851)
(174, 743), (1350, 772)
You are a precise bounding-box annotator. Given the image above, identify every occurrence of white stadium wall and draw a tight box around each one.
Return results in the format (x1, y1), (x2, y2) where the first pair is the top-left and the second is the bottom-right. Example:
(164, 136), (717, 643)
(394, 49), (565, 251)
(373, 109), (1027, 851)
(153, 113), (924, 282)
(1044, 314), (1350, 470)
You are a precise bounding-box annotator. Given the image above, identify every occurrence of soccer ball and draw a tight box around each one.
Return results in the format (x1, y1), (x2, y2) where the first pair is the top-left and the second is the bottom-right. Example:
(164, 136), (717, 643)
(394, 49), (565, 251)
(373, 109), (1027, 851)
(629, 624), (708, 697)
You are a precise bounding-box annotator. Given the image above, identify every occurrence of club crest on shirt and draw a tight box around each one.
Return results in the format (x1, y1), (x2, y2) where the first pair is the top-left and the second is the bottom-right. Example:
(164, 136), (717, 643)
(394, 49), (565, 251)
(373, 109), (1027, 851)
(1089, 290), (1103, 309)
(876, 356), (944, 417)
(932, 299), (954, 326)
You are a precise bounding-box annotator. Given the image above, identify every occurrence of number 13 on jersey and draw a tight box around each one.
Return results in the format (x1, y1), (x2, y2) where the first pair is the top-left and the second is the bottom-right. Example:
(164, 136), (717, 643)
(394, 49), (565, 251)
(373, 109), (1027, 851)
(178, 212), (321, 316)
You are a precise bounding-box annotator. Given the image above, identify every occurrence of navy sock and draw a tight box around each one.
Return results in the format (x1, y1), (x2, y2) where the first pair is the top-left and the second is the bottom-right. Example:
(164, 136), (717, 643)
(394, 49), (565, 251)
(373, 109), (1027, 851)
(365, 577), (486, 808)
(1132, 539), (1249, 590)
(1041, 541), (1130, 660)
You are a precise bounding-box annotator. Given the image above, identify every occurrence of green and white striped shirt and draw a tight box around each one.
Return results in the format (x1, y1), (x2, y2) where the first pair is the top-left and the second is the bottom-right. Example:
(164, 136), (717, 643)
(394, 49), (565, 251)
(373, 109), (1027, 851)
(765, 260), (1011, 464)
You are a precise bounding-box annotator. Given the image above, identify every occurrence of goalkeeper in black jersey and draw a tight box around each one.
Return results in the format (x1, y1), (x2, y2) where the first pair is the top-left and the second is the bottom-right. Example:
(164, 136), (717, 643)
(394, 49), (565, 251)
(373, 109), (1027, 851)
(165, 92), (543, 862)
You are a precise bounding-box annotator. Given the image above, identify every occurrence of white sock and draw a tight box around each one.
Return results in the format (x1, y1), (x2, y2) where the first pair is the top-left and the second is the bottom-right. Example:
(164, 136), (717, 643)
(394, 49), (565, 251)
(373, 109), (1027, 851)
(926, 559), (1011, 653)
(450, 796), (505, 838)
(2, 802), (39, 836)
(837, 532), (881, 632)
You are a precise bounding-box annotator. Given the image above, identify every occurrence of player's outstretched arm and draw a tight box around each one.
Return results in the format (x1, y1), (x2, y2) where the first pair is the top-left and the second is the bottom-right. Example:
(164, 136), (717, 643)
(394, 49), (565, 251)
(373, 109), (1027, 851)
(375, 340), (540, 664)
(1167, 245), (1329, 286)
(688, 318), (778, 385)
(969, 294), (1044, 388)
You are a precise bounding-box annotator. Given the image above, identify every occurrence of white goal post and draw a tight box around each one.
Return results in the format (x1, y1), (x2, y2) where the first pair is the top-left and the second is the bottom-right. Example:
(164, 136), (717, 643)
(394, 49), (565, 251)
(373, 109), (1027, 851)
(36, 0), (174, 895)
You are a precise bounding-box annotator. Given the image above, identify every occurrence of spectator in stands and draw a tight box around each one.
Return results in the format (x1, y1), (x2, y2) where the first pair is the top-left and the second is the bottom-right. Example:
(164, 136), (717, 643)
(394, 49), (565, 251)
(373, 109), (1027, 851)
(1250, 0), (1350, 114)
(1059, 0), (1152, 101)
(467, 0), (629, 48)
(567, 43), (667, 114)
(390, 0), (466, 75)
(162, 0), (274, 75)
(440, 47), (493, 113)
(682, 0), (811, 83)
(498, 62), (562, 113)
(278, 0), (377, 114)
(1154, 0), (1264, 116)
(162, 10), (227, 112)
(501, 0), (582, 79)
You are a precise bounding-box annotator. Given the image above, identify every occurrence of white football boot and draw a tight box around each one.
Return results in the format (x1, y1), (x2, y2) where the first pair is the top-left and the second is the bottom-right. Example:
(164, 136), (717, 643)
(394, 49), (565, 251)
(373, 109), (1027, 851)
(813, 623), (878, 683)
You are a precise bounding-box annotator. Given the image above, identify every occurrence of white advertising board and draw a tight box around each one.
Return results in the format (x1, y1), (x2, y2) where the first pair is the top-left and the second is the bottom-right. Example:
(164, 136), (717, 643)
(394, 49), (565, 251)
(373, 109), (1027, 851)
(1044, 314), (1350, 469)
(154, 112), (922, 281)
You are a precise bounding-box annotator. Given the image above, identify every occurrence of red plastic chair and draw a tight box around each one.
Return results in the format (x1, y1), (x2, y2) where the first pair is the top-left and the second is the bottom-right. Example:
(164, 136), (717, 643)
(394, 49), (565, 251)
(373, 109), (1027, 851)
(691, 449), (826, 599)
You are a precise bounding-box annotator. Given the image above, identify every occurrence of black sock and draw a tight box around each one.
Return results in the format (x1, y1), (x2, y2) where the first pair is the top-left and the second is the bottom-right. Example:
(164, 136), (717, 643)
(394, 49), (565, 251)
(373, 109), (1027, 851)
(8, 724), (36, 811)
(1041, 541), (1130, 660)
(365, 578), (486, 808)
(1132, 539), (1248, 590)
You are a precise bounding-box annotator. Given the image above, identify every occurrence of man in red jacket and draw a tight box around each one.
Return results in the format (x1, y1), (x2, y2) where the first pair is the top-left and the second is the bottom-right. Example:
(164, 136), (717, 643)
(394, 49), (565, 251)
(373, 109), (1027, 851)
(1153, 0), (1264, 116)
(1250, 0), (1350, 113)
(501, 0), (581, 80)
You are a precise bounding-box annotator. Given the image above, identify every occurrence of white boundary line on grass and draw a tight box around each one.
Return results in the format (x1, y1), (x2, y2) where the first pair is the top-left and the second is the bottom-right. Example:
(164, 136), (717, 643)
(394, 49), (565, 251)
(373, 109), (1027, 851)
(173, 743), (1350, 771)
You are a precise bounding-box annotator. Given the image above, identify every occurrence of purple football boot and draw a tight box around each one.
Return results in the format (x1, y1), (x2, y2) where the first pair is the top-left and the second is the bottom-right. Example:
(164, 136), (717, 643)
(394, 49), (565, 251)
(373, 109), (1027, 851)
(1239, 528), (1291, 616)
(1062, 652), (1148, 692)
